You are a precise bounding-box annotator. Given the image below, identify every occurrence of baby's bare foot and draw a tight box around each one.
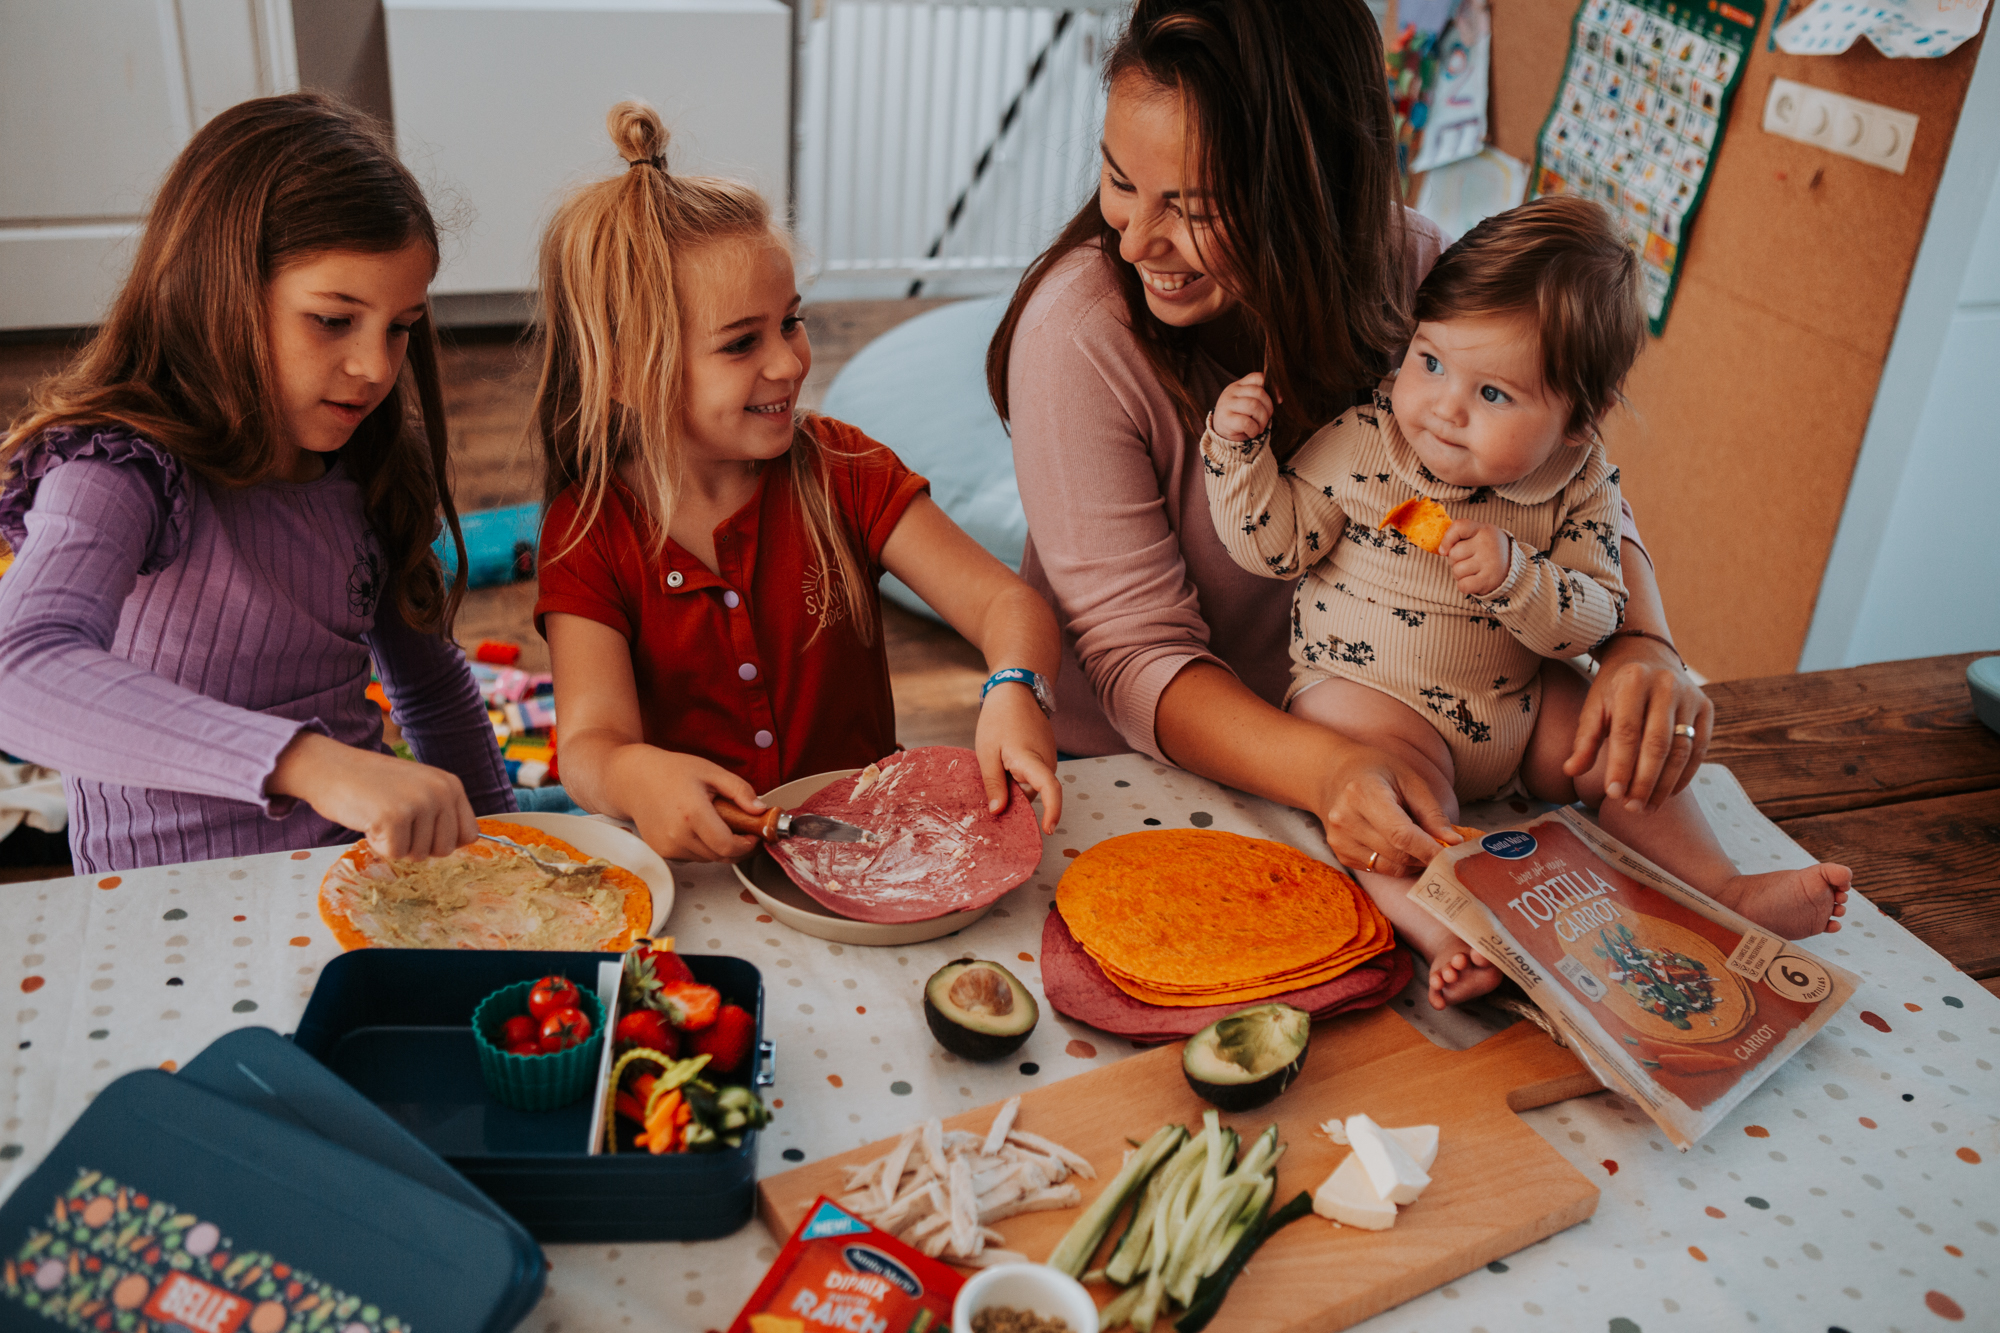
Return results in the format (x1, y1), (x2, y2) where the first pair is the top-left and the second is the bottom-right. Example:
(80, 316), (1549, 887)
(1428, 949), (1505, 1010)
(1715, 863), (1852, 939)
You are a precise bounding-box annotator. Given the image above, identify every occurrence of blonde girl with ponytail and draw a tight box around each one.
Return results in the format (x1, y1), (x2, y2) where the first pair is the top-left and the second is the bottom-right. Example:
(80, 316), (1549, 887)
(533, 102), (1063, 861)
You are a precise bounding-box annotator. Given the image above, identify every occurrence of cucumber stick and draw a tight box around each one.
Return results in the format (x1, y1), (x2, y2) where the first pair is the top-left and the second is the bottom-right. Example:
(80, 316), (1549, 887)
(1106, 1132), (1207, 1284)
(1046, 1124), (1185, 1277)
(1172, 1190), (1315, 1333)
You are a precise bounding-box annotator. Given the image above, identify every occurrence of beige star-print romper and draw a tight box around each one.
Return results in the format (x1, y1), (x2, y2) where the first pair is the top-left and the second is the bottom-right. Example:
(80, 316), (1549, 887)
(1201, 381), (1628, 802)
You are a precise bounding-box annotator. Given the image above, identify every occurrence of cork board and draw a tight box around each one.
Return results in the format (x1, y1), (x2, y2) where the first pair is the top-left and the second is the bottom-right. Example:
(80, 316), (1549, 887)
(1487, 0), (1986, 679)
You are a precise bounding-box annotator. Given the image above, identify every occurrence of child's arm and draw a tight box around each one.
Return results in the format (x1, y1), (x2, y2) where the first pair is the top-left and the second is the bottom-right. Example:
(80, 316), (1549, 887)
(1200, 373), (1350, 581)
(879, 495), (1063, 834)
(0, 456), (479, 860)
(543, 612), (766, 862)
(365, 595), (516, 818)
(1438, 459), (1626, 659)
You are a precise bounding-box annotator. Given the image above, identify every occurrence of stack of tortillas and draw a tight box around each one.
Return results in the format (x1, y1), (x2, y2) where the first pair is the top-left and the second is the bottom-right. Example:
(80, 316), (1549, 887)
(1054, 830), (1397, 1008)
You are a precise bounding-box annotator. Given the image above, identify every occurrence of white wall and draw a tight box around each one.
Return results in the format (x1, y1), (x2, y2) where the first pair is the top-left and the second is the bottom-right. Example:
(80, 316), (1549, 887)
(1799, 36), (2000, 669)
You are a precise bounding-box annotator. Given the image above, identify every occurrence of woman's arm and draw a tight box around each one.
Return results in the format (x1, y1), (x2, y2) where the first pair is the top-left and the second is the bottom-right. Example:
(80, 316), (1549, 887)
(1563, 537), (1712, 812)
(543, 611), (765, 861)
(1154, 662), (1461, 877)
(881, 495), (1062, 832)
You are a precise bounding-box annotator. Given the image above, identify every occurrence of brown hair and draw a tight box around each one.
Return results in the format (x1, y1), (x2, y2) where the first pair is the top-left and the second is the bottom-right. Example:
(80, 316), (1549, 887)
(1412, 194), (1646, 438)
(1, 92), (465, 633)
(533, 100), (874, 643)
(987, 0), (1409, 445)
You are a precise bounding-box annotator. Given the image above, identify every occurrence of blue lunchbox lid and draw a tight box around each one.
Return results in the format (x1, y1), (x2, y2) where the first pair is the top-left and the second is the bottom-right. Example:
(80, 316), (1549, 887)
(0, 1067), (539, 1333)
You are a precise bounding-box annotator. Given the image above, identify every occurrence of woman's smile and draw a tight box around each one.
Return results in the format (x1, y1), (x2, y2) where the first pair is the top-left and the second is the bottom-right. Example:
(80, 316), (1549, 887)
(1139, 266), (1208, 299)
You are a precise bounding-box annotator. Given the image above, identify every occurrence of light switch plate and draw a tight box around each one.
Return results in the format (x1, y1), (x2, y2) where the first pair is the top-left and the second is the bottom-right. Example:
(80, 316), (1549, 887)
(1763, 76), (1917, 174)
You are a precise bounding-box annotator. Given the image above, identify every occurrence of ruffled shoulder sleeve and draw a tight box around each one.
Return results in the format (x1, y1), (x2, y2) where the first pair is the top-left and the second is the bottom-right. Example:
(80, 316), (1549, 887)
(0, 426), (190, 574)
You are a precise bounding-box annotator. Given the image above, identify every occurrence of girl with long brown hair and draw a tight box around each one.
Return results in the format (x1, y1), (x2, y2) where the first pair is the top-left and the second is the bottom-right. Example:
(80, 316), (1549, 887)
(989, 0), (1712, 884)
(0, 92), (511, 872)
(534, 102), (1062, 861)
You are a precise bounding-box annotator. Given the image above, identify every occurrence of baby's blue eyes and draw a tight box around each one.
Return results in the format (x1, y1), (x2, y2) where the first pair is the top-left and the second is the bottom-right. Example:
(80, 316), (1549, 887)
(1422, 353), (1441, 374)
(1481, 385), (1510, 404)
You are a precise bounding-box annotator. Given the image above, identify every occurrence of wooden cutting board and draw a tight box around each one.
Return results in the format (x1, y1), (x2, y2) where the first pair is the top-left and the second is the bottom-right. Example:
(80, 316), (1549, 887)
(758, 1006), (1605, 1333)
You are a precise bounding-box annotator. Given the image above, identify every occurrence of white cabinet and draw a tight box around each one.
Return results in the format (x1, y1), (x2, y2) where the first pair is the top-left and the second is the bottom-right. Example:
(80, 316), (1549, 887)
(0, 0), (296, 330)
(383, 0), (793, 308)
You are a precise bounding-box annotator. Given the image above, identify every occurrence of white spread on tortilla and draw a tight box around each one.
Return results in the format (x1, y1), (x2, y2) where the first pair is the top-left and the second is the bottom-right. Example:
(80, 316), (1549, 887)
(335, 843), (622, 950)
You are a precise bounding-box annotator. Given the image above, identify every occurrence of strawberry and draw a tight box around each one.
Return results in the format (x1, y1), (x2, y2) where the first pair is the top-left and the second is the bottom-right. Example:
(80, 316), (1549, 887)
(622, 937), (697, 1013)
(657, 982), (721, 1031)
(686, 1003), (756, 1073)
(615, 1008), (679, 1056)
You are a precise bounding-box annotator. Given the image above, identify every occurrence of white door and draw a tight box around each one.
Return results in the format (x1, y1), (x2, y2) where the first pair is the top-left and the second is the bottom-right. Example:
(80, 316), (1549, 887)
(0, 0), (296, 330)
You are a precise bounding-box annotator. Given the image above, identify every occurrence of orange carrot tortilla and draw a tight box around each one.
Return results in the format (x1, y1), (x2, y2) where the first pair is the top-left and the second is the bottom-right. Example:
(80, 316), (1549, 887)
(318, 818), (650, 951)
(1380, 495), (1453, 553)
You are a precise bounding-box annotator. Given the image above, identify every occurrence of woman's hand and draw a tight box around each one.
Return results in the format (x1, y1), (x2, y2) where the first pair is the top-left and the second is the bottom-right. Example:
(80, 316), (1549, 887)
(615, 747), (767, 862)
(269, 730), (479, 861)
(1211, 372), (1274, 443)
(1565, 634), (1712, 812)
(1309, 737), (1462, 878)
(975, 682), (1063, 834)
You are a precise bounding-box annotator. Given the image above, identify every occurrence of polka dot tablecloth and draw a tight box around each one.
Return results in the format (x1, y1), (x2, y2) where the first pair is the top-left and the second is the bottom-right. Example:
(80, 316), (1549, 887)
(3, 759), (1994, 1332)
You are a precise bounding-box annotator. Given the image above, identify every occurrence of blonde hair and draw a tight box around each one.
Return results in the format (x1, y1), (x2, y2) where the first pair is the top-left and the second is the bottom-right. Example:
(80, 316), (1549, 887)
(534, 100), (874, 643)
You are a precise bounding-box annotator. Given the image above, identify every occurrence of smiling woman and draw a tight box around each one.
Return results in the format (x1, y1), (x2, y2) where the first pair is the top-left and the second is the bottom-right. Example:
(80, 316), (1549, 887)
(987, 0), (1714, 881)
(0, 92), (514, 872)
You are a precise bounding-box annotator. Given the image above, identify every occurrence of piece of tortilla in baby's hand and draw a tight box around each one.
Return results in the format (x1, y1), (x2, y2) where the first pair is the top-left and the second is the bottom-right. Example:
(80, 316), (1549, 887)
(1380, 496), (1453, 553)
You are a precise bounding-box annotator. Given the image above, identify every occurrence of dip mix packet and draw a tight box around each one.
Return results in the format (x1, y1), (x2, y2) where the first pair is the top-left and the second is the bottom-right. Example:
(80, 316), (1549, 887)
(1410, 808), (1856, 1149)
(729, 1198), (963, 1333)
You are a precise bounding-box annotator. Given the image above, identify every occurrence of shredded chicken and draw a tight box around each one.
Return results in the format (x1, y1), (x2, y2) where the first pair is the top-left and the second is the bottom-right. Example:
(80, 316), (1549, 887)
(835, 1098), (1090, 1262)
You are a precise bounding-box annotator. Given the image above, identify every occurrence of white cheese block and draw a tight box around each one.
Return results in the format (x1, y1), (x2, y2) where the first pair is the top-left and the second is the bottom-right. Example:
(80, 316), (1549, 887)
(1387, 1124), (1439, 1173)
(1346, 1113), (1431, 1205)
(1313, 1152), (1397, 1230)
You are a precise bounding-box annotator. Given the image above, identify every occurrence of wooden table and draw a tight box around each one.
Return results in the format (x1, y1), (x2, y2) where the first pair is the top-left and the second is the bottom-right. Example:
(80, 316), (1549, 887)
(1706, 649), (2000, 995)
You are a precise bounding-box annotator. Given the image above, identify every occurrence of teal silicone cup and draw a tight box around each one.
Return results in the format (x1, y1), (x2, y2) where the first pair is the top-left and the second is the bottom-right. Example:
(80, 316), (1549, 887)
(472, 980), (607, 1112)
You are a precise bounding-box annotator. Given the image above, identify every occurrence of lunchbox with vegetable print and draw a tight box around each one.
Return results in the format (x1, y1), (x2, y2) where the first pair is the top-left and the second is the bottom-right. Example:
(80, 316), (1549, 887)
(291, 949), (773, 1244)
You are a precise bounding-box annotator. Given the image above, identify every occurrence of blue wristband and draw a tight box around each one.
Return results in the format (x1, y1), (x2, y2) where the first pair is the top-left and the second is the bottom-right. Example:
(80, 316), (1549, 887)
(981, 668), (1054, 716)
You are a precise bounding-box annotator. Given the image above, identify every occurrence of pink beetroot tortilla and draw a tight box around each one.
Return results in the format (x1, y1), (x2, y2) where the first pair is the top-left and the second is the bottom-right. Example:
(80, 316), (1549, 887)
(770, 747), (1044, 924)
(1040, 904), (1413, 1043)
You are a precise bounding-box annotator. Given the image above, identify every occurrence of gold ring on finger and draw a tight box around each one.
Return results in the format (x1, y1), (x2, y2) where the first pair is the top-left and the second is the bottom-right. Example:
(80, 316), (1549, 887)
(1366, 851), (1380, 872)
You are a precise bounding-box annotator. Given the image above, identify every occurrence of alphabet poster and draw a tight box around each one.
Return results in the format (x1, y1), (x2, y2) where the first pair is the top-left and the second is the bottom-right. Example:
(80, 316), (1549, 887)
(1531, 0), (1764, 335)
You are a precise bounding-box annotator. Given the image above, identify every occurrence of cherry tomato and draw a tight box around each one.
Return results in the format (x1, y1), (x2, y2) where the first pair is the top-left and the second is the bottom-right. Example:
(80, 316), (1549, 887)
(615, 1008), (678, 1055)
(540, 1006), (592, 1052)
(501, 1014), (539, 1048)
(528, 975), (581, 1020)
(506, 1041), (544, 1058)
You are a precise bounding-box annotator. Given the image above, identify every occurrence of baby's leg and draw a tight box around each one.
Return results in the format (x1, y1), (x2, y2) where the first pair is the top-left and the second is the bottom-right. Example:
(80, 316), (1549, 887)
(1524, 663), (1850, 939)
(1290, 679), (1505, 1008)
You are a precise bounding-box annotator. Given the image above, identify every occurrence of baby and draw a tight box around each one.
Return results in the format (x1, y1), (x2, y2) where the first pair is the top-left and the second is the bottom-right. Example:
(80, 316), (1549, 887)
(1202, 195), (1850, 1008)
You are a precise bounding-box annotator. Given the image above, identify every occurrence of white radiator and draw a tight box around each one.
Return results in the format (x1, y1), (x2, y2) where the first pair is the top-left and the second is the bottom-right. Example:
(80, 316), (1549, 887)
(795, 1), (1129, 298)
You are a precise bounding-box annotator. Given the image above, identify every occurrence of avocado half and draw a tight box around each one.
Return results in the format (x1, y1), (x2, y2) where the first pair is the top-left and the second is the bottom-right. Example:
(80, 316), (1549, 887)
(1182, 1002), (1311, 1111)
(923, 960), (1039, 1061)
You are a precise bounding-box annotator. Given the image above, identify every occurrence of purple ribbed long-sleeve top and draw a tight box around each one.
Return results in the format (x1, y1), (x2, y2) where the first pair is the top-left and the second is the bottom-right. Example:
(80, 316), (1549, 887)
(0, 427), (514, 872)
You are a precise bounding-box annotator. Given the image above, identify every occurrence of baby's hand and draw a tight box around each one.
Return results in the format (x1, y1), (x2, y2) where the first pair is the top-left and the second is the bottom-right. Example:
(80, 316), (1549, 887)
(1440, 521), (1514, 597)
(1211, 372), (1274, 443)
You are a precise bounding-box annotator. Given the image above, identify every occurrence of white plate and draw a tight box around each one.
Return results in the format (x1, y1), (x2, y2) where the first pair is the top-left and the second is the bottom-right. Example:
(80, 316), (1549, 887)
(728, 769), (997, 947)
(496, 812), (676, 937)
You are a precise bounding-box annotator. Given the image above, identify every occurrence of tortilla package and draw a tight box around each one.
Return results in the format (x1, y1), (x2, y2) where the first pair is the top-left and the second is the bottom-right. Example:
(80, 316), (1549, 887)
(1410, 808), (1856, 1149)
(728, 1197), (964, 1333)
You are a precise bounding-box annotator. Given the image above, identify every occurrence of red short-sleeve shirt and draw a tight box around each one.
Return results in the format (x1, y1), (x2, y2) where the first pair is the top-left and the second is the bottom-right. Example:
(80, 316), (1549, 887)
(534, 416), (930, 793)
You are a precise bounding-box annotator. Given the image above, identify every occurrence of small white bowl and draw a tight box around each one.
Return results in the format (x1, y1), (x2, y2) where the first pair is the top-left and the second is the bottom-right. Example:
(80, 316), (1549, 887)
(952, 1265), (1099, 1333)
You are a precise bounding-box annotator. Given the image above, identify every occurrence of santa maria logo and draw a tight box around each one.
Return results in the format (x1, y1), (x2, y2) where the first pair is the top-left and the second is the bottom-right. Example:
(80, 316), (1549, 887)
(1481, 830), (1538, 860)
(842, 1246), (922, 1297)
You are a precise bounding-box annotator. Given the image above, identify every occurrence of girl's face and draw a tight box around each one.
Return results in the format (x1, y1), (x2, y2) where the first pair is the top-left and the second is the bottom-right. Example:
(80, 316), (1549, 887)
(678, 236), (810, 468)
(264, 242), (434, 479)
(1389, 312), (1577, 488)
(1099, 73), (1234, 329)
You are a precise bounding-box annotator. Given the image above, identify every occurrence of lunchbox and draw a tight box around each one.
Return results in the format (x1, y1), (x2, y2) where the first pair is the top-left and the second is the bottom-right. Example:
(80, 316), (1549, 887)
(292, 949), (773, 1243)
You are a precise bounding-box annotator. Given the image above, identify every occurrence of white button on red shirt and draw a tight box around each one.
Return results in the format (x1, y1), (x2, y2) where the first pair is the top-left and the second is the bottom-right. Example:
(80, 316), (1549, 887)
(738, 663), (758, 681)
(723, 590), (740, 608)
(754, 730), (774, 749)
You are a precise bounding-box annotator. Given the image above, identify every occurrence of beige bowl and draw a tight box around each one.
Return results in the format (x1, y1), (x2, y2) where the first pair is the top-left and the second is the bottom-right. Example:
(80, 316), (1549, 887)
(728, 768), (997, 947)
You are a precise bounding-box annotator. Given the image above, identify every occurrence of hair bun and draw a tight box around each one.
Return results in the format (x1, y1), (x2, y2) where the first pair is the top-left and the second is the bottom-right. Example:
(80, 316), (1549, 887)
(607, 99), (668, 168)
